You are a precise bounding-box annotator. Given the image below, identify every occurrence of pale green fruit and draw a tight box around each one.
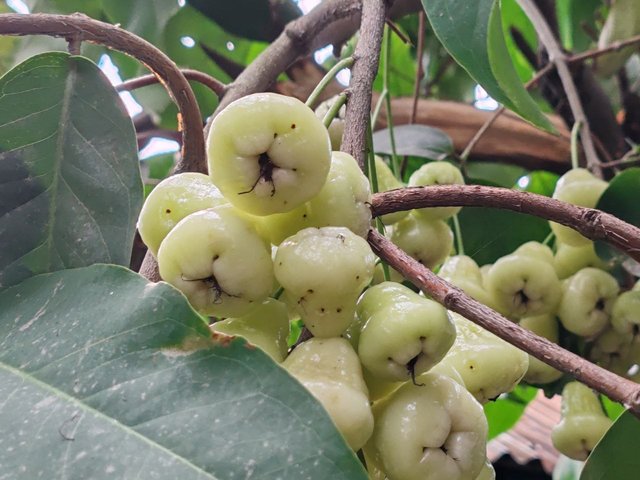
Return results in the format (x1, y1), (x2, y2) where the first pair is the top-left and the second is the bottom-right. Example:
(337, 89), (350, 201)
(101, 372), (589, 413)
(438, 255), (497, 308)
(550, 169), (608, 247)
(558, 268), (619, 337)
(211, 298), (289, 362)
(157, 205), (275, 317)
(314, 95), (345, 150)
(138, 172), (227, 255)
(207, 92), (331, 215)
(519, 314), (563, 384)
(408, 161), (465, 220)
(551, 382), (613, 461)
(589, 327), (633, 375)
(554, 241), (607, 279)
(514, 241), (555, 265)
(596, 0), (640, 77)
(283, 337), (373, 450)
(391, 213), (454, 270)
(374, 155), (409, 225)
(371, 372), (488, 480)
(611, 290), (640, 336)
(356, 282), (456, 382)
(475, 459), (496, 480)
(275, 227), (375, 337)
(260, 151), (372, 244)
(485, 254), (561, 319)
(440, 313), (529, 403)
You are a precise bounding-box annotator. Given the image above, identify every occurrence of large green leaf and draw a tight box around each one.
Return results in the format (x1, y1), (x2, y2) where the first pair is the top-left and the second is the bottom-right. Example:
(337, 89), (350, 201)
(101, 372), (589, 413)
(372, 125), (453, 160)
(595, 168), (640, 276)
(421, 0), (553, 131)
(0, 265), (368, 480)
(581, 410), (640, 480)
(187, 0), (301, 42)
(557, 0), (603, 52)
(0, 52), (142, 289)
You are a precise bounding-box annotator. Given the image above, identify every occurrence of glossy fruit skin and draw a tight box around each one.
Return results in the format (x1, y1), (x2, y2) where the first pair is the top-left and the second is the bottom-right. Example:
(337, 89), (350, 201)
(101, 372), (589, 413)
(157, 205), (275, 317)
(554, 241), (607, 279)
(549, 169), (608, 247)
(611, 290), (640, 336)
(439, 313), (529, 403)
(557, 267), (620, 337)
(314, 95), (345, 150)
(259, 151), (371, 244)
(274, 227), (375, 337)
(138, 172), (227, 255)
(391, 213), (454, 270)
(283, 337), (374, 450)
(438, 255), (496, 309)
(207, 92), (331, 215)
(408, 161), (465, 221)
(589, 327), (634, 376)
(211, 298), (289, 362)
(519, 314), (563, 384)
(551, 382), (612, 461)
(356, 282), (456, 382)
(370, 372), (488, 480)
(484, 252), (561, 320)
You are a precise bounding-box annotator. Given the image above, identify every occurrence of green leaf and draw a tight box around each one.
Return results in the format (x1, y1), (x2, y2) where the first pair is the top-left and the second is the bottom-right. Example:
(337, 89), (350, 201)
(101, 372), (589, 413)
(187, 0), (301, 42)
(372, 27), (417, 96)
(518, 170), (560, 196)
(0, 52), (142, 289)
(458, 206), (551, 266)
(0, 265), (368, 480)
(595, 168), (640, 276)
(372, 125), (453, 160)
(466, 162), (527, 188)
(483, 385), (537, 439)
(557, 0), (603, 52)
(581, 410), (640, 480)
(421, 0), (553, 131)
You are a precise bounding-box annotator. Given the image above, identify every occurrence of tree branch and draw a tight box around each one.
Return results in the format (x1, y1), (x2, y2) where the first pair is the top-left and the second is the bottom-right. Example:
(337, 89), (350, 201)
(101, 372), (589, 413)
(0, 12), (205, 175)
(372, 185), (640, 263)
(117, 69), (226, 97)
(368, 229), (640, 415)
(517, 0), (602, 176)
(341, 0), (388, 169)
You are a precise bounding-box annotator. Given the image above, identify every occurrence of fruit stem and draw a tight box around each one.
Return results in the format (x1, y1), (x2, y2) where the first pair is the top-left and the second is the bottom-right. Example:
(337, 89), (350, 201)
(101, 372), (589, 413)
(273, 287), (284, 300)
(571, 120), (582, 170)
(322, 92), (347, 129)
(452, 214), (465, 256)
(305, 56), (354, 108)
(382, 26), (401, 178)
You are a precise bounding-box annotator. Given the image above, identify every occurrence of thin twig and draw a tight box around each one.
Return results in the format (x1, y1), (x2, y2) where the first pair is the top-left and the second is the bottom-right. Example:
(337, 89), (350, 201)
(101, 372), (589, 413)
(517, 0), (601, 176)
(372, 185), (640, 262)
(305, 56), (354, 108)
(0, 13), (205, 176)
(368, 229), (640, 415)
(571, 33), (640, 65)
(117, 69), (226, 97)
(341, 0), (388, 170)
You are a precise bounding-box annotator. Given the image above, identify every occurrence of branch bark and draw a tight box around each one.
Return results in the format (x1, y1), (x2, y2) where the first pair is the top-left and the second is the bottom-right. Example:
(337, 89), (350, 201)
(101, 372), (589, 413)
(368, 229), (640, 414)
(341, 0), (388, 169)
(0, 12), (206, 175)
(117, 69), (226, 97)
(372, 185), (640, 263)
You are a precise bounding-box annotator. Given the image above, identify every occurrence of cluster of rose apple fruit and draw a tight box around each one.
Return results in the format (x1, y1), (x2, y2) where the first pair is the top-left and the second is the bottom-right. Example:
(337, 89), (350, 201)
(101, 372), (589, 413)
(137, 92), (636, 480)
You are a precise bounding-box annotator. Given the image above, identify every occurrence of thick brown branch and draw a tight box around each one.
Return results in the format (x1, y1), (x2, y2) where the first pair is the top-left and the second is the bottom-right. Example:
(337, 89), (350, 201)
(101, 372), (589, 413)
(211, 0), (420, 119)
(372, 185), (640, 263)
(117, 69), (226, 97)
(0, 12), (206, 175)
(368, 230), (640, 414)
(341, 0), (388, 169)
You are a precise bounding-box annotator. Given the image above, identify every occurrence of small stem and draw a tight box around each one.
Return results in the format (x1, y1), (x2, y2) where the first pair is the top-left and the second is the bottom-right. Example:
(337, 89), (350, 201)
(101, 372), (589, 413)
(371, 89), (388, 128)
(305, 56), (355, 108)
(382, 26), (400, 178)
(273, 287), (284, 300)
(322, 92), (347, 129)
(451, 214), (464, 256)
(542, 231), (555, 246)
(571, 120), (582, 170)
(367, 119), (390, 283)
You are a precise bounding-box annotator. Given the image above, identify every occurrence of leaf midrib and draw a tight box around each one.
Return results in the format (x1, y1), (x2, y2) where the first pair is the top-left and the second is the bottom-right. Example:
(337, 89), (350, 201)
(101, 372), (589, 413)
(0, 361), (219, 479)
